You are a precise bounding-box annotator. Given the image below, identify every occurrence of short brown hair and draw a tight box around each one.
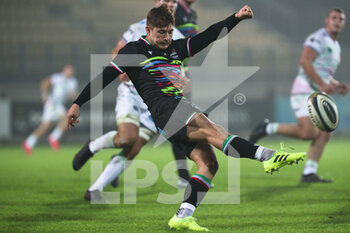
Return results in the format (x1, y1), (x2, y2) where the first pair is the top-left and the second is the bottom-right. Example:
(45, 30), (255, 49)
(147, 4), (174, 28)
(328, 8), (345, 17)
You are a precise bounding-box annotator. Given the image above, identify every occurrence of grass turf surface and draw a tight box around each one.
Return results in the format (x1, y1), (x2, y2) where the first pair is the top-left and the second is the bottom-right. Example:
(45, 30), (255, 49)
(1, 139), (350, 232)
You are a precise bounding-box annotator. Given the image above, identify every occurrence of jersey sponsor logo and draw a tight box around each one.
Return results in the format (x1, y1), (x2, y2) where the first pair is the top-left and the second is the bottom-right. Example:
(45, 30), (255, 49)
(170, 49), (179, 59)
(310, 37), (321, 45)
(140, 56), (184, 99)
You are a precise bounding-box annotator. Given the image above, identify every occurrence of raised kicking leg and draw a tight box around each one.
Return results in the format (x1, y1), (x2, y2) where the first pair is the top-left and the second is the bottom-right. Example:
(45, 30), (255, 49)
(187, 113), (306, 173)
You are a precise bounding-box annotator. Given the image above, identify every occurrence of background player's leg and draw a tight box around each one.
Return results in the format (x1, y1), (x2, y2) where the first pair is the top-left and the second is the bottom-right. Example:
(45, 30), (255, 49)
(171, 144), (191, 185)
(88, 137), (149, 193)
(73, 116), (140, 171)
(307, 131), (331, 163)
(23, 121), (53, 154)
(48, 115), (67, 150)
(113, 123), (138, 156)
(302, 131), (333, 182)
(88, 121), (139, 154)
(275, 117), (318, 140)
(88, 131), (117, 153)
(249, 117), (318, 144)
(110, 126), (154, 187)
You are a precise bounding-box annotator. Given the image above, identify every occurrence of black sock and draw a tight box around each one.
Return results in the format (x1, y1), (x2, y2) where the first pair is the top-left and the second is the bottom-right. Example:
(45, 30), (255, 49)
(222, 135), (258, 159)
(181, 174), (210, 209)
(172, 144), (191, 181)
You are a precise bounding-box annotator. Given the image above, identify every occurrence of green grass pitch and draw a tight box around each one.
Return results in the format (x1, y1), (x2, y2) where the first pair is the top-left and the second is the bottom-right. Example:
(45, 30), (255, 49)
(1, 139), (350, 232)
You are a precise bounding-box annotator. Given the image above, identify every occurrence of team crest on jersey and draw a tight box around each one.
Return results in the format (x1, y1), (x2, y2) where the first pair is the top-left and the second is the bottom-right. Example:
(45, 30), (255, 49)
(170, 49), (179, 59)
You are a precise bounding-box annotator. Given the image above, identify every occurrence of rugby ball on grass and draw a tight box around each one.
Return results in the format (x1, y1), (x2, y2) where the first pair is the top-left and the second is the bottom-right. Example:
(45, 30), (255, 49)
(307, 92), (339, 132)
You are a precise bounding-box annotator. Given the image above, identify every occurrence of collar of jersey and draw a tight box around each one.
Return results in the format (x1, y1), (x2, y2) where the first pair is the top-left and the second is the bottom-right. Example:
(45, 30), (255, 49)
(322, 27), (338, 43)
(140, 36), (151, 45)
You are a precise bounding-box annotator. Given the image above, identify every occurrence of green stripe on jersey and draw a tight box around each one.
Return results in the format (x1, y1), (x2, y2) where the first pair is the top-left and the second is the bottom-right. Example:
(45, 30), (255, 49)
(140, 56), (168, 65)
(177, 23), (199, 30)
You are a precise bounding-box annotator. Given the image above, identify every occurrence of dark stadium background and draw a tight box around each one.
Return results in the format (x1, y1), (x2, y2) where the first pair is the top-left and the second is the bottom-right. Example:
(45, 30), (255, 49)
(0, 0), (349, 144)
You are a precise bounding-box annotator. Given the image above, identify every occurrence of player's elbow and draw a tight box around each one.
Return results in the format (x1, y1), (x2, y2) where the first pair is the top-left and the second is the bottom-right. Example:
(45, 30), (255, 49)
(41, 79), (50, 89)
(299, 56), (312, 68)
(299, 57), (307, 67)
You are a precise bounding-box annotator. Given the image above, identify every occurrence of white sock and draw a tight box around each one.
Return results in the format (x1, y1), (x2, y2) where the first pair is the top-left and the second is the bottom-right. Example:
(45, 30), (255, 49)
(89, 155), (129, 192)
(266, 122), (279, 135)
(89, 131), (117, 153)
(254, 146), (275, 161)
(176, 202), (196, 218)
(26, 134), (37, 148)
(49, 127), (63, 141)
(303, 159), (318, 175)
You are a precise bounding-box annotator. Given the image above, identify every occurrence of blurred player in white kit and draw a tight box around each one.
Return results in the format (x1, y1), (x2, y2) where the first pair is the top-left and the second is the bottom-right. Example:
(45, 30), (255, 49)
(23, 64), (78, 155)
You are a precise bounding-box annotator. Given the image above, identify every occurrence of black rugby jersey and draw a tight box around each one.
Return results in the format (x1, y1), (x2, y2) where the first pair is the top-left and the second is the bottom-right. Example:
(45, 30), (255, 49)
(74, 14), (241, 116)
(110, 36), (190, 113)
(175, 2), (198, 38)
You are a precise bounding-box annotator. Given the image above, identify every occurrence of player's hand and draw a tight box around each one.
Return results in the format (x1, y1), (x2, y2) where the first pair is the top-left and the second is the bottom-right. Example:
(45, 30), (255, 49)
(66, 104), (80, 130)
(235, 5), (253, 20)
(320, 82), (335, 94)
(119, 73), (130, 83)
(335, 82), (350, 95)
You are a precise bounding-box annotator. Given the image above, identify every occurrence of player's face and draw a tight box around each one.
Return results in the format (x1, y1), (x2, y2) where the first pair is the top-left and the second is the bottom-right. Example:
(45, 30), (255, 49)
(63, 65), (75, 78)
(155, 0), (178, 13)
(326, 11), (346, 35)
(147, 25), (174, 49)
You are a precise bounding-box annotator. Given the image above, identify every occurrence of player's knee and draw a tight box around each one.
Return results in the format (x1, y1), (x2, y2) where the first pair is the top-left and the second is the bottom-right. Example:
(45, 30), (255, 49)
(299, 128), (318, 140)
(319, 132), (331, 143)
(198, 124), (221, 140)
(208, 159), (219, 175)
(127, 146), (142, 160)
(114, 135), (137, 148)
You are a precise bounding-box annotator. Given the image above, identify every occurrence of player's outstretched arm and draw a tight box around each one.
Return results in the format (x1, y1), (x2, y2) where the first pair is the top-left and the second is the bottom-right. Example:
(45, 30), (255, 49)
(72, 65), (121, 108)
(40, 77), (51, 103)
(188, 5), (253, 56)
(330, 79), (350, 95)
(300, 47), (334, 94)
(66, 103), (80, 130)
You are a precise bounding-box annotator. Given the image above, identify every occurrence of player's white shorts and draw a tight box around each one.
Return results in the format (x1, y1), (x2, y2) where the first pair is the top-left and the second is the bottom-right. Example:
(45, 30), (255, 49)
(115, 83), (157, 141)
(290, 93), (311, 118)
(42, 100), (66, 122)
(42, 99), (66, 122)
